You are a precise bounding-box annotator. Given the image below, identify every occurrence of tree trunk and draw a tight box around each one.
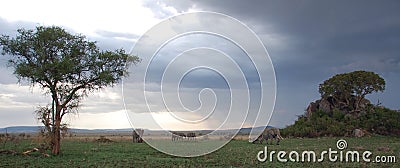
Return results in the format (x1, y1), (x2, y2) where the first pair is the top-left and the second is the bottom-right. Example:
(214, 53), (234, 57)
(51, 120), (61, 155)
(355, 98), (359, 111)
(355, 95), (363, 111)
(51, 105), (62, 155)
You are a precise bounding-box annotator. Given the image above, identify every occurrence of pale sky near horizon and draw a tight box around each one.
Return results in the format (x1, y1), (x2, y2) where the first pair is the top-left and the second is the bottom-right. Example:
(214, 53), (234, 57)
(0, 0), (399, 130)
(0, 0), (182, 129)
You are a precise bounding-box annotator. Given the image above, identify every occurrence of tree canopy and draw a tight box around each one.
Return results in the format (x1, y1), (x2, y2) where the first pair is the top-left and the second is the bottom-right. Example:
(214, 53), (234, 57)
(318, 70), (385, 110)
(0, 26), (140, 154)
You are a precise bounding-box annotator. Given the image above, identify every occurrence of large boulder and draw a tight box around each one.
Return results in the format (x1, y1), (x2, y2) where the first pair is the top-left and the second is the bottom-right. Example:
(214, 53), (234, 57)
(306, 96), (371, 118)
(319, 98), (334, 113)
(353, 129), (365, 138)
(306, 102), (317, 118)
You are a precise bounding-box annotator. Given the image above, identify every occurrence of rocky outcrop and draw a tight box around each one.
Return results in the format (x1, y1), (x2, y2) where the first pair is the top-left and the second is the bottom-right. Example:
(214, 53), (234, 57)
(306, 95), (371, 118)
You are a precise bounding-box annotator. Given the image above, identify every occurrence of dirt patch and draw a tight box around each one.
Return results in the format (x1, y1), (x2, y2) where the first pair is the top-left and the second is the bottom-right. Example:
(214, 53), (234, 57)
(377, 146), (390, 152)
(94, 136), (114, 143)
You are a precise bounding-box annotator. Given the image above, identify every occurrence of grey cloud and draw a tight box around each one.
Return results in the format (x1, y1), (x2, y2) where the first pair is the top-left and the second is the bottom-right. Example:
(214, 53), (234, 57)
(0, 17), (37, 36)
(154, 0), (400, 127)
(0, 66), (17, 84)
(142, 0), (178, 19)
(95, 30), (140, 40)
(88, 35), (134, 52)
(0, 18), (37, 84)
(0, 106), (38, 127)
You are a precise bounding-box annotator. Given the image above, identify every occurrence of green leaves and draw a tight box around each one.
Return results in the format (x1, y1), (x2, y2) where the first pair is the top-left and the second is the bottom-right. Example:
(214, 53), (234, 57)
(319, 70), (385, 110)
(0, 25), (140, 124)
(0, 26), (140, 103)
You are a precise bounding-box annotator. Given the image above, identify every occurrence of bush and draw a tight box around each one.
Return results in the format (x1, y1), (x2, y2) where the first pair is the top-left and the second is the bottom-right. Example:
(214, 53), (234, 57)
(282, 107), (400, 137)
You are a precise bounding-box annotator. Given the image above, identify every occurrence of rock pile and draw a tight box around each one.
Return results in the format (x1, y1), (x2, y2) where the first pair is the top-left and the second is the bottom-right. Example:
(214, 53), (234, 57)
(306, 96), (371, 118)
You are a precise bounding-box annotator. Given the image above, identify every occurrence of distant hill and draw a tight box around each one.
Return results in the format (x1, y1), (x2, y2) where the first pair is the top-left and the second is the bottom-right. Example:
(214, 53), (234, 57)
(0, 126), (275, 134)
(0, 126), (134, 133)
(237, 125), (273, 134)
(0, 126), (42, 133)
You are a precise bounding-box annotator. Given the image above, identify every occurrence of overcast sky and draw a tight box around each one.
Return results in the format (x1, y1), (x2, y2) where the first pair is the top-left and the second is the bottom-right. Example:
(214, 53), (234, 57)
(0, 0), (399, 130)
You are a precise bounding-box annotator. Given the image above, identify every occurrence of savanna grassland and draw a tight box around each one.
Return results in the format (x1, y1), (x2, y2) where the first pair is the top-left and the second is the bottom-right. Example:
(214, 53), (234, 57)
(1, 135), (399, 167)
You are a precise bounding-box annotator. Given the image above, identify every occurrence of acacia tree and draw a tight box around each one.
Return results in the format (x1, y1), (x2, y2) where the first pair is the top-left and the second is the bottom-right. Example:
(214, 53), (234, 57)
(348, 71), (385, 110)
(319, 70), (385, 110)
(0, 26), (139, 155)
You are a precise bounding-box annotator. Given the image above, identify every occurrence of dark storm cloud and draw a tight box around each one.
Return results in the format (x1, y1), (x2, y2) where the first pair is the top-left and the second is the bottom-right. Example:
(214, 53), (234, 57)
(144, 33), (262, 90)
(154, 0), (400, 126)
(169, 0), (400, 74)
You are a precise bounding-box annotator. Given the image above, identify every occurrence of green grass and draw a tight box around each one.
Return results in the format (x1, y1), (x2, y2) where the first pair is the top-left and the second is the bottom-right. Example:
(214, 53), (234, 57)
(1, 136), (399, 167)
